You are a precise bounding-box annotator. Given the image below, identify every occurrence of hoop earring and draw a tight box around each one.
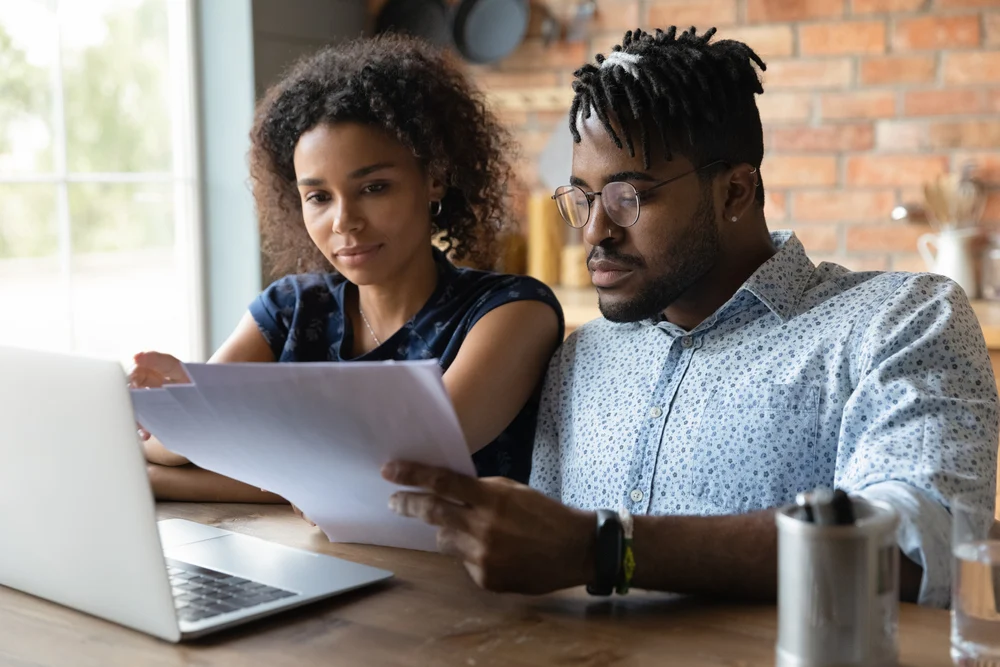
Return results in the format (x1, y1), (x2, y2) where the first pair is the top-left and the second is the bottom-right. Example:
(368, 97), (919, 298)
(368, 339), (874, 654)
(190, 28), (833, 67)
(429, 200), (443, 218)
(749, 166), (759, 187)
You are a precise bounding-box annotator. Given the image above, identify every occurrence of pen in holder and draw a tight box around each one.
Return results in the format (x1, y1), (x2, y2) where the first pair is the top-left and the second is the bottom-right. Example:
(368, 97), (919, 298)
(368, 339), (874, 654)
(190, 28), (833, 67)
(776, 490), (900, 667)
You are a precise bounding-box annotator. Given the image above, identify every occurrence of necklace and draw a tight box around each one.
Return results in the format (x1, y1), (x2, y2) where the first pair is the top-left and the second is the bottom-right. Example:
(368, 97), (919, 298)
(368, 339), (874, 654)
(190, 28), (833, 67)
(358, 305), (381, 347)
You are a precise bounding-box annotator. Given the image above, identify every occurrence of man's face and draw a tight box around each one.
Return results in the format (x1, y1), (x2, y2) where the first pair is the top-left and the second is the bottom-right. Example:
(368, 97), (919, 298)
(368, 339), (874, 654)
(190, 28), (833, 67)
(571, 114), (722, 322)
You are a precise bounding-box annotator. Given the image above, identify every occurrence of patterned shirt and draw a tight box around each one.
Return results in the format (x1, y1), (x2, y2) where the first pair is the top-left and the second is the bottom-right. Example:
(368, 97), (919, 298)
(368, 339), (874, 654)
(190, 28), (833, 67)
(250, 249), (564, 483)
(530, 231), (998, 607)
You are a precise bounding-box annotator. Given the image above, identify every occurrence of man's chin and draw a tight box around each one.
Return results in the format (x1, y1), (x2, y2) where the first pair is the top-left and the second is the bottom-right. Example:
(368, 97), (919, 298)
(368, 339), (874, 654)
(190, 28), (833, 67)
(597, 292), (660, 323)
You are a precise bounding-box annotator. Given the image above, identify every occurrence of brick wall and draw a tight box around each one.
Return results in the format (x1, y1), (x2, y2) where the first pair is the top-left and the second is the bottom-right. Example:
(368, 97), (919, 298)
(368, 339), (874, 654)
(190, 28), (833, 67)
(368, 0), (1000, 273)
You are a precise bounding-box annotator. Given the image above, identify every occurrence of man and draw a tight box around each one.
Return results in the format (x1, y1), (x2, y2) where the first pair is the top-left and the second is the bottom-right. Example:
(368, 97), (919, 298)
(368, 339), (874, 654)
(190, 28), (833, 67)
(382, 27), (998, 607)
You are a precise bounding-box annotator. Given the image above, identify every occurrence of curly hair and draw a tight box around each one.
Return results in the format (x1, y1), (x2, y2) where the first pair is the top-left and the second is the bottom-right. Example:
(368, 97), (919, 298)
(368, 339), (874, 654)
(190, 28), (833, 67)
(250, 34), (516, 275)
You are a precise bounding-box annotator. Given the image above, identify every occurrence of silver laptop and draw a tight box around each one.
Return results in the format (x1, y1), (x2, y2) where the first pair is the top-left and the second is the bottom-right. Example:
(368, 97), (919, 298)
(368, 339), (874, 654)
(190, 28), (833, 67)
(0, 346), (393, 642)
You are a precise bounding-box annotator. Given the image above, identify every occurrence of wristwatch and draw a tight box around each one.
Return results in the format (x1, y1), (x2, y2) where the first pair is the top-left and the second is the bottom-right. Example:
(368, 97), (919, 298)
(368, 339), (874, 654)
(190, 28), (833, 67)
(586, 509), (623, 596)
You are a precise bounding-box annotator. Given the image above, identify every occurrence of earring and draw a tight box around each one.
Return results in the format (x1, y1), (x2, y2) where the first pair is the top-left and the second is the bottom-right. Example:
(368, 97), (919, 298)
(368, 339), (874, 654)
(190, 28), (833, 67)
(429, 200), (443, 218)
(731, 216), (738, 222)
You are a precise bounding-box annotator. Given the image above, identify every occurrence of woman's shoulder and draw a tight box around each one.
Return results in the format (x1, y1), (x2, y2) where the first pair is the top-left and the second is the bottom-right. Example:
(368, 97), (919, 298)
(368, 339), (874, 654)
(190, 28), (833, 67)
(257, 272), (345, 312)
(448, 266), (561, 308)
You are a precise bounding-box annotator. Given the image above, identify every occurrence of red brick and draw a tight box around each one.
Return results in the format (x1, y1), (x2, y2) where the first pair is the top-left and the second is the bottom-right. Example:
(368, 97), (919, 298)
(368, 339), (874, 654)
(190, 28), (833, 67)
(770, 124), (875, 152)
(937, 0), (1000, 7)
(944, 52), (1000, 84)
(475, 71), (561, 91)
(892, 254), (931, 273)
(747, 0), (845, 23)
(757, 92), (813, 123)
(800, 21), (887, 55)
(764, 190), (788, 221)
(875, 120), (926, 151)
(893, 15), (982, 51)
(953, 152), (1000, 183)
(820, 91), (897, 120)
(792, 190), (898, 221)
(765, 59), (853, 90)
(714, 25), (795, 58)
(904, 89), (985, 116)
(646, 0), (739, 27)
(494, 108), (530, 129)
(983, 192), (1000, 224)
(851, 0), (925, 12)
(810, 254), (889, 271)
(785, 224), (839, 252)
(846, 224), (932, 252)
(575, 0), (641, 32)
(500, 39), (587, 71)
(859, 55), (936, 85)
(928, 120), (1000, 148)
(989, 90), (1000, 112)
(763, 155), (839, 187)
(846, 155), (948, 186)
(987, 12), (1000, 47)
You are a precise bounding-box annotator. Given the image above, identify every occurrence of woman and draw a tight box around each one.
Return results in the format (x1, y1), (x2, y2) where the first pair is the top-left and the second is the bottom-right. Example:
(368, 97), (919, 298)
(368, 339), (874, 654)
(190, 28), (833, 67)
(133, 35), (563, 502)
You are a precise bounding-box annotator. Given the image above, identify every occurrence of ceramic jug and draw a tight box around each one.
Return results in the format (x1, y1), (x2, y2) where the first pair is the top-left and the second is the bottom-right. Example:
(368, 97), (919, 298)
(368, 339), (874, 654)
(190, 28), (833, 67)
(917, 227), (979, 298)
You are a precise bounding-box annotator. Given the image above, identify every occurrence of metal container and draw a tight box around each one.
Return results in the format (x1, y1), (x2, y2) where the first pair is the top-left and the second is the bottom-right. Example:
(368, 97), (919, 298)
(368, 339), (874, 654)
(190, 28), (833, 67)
(776, 498), (900, 667)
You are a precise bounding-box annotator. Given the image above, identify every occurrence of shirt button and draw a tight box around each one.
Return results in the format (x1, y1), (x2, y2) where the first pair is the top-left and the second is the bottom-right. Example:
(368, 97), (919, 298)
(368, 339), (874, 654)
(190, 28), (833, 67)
(681, 336), (694, 349)
(649, 406), (663, 418)
(630, 489), (644, 502)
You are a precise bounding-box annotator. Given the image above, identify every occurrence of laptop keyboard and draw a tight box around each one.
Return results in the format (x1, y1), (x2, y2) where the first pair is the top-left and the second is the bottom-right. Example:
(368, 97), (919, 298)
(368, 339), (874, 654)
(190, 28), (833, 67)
(166, 558), (297, 623)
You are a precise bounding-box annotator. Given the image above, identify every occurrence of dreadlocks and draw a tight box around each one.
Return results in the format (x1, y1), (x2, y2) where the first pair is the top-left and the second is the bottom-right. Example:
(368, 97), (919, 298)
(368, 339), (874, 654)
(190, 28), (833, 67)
(570, 27), (767, 204)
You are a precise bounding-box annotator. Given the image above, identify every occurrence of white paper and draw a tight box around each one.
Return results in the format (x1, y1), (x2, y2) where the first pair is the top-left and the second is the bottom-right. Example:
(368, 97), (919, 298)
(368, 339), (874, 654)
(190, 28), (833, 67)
(130, 360), (474, 551)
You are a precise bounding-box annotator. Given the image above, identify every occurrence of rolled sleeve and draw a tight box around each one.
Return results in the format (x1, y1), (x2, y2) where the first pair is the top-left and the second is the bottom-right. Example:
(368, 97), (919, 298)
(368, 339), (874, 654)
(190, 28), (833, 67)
(836, 274), (999, 607)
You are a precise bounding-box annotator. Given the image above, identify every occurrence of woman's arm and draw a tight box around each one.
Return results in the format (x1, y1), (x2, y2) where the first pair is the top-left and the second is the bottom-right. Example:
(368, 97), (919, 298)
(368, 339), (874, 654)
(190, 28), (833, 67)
(136, 313), (276, 467)
(136, 313), (285, 503)
(442, 300), (561, 452)
(147, 463), (285, 503)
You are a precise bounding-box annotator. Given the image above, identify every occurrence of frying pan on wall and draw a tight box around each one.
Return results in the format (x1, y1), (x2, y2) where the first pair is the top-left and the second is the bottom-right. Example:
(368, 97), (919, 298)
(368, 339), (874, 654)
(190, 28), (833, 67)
(451, 0), (529, 64)
(374, 0), (452, 49)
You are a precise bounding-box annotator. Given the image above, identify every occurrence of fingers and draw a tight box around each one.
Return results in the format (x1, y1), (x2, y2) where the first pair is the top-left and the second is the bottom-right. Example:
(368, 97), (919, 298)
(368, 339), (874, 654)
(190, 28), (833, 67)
(382, 461), (483, 505)
(129, 365), (166, 389)
(389, 491), (471, 532)
(133, 351), (190, 384)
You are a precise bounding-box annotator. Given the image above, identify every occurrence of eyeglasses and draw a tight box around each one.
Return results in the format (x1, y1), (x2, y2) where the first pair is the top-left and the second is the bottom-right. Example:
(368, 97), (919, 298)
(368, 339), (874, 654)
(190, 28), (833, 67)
(551, 160), (725, 229)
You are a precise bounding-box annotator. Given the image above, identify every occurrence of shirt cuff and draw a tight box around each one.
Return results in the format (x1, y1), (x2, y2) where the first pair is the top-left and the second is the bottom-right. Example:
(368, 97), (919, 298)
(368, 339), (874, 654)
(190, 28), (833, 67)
(852, 481), (952, 608)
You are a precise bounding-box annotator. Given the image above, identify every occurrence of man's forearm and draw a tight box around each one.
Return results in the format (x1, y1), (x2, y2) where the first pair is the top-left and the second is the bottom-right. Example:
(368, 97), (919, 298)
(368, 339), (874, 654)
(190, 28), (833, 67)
(627, 511), (923, 602)
(147, 464), (286, 503)
(631, 511), (779, 600)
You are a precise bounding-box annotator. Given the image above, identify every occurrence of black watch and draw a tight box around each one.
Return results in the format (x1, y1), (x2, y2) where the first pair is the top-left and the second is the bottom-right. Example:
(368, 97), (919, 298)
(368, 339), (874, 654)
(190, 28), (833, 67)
(586, 509), (623, 596)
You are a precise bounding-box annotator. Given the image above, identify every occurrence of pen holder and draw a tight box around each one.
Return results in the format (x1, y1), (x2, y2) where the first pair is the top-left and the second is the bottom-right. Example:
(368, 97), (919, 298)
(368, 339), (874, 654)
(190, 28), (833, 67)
(776, 498), (900, 667)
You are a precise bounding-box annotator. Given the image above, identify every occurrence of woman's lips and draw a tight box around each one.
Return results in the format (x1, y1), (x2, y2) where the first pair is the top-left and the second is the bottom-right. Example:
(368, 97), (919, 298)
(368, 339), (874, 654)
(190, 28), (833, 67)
(335, 244), (382, 267)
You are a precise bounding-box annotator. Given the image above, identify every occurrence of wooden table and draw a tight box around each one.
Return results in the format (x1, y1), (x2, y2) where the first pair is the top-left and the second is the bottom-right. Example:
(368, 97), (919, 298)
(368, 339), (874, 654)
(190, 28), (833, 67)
(0, 504), (953, 667)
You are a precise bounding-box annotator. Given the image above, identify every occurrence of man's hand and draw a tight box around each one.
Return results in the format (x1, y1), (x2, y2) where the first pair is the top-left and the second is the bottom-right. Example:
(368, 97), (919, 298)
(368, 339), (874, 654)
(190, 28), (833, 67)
(382, 461), (595, 594)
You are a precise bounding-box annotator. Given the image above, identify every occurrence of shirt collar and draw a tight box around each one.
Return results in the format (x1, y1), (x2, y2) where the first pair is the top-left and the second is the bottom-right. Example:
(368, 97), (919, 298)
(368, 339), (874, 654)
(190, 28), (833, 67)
(739, 231), (815, 322)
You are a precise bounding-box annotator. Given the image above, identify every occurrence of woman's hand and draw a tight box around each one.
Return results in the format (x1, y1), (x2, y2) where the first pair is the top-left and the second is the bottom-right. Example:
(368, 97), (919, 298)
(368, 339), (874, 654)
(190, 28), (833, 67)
(129, 351), (192, 466)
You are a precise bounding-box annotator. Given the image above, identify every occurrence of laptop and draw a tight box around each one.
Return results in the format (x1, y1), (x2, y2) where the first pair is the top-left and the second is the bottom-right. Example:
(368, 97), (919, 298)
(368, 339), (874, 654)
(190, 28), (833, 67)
(0, 346), (393, 642)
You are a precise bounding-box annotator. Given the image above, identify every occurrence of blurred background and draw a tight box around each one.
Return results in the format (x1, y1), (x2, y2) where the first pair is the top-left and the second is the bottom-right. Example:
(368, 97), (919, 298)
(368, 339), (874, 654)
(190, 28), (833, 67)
(1, 0), (998, 365)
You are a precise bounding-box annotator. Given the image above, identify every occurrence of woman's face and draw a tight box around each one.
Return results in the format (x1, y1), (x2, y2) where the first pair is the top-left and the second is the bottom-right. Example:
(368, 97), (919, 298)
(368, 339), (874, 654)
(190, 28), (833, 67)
(293, 122), (445, 284)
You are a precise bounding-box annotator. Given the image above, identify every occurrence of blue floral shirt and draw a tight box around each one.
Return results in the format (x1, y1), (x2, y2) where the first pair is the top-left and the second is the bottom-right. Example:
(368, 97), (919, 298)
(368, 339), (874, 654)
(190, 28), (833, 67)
(250, 249), (564, 483)
(530, 231), (998, 607)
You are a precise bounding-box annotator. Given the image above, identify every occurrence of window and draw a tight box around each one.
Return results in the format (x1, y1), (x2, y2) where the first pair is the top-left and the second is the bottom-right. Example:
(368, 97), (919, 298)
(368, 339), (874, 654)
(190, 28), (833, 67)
(0, 0), (204, 366)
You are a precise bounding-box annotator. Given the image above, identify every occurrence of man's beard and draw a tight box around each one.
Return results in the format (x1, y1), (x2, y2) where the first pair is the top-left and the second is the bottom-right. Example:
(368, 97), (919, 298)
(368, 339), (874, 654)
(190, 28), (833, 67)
(599, 192), (720, 323)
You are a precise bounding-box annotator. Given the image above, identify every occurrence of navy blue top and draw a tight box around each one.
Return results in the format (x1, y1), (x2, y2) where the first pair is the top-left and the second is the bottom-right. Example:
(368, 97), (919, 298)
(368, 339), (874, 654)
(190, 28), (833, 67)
(249, 250), (564, 483)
